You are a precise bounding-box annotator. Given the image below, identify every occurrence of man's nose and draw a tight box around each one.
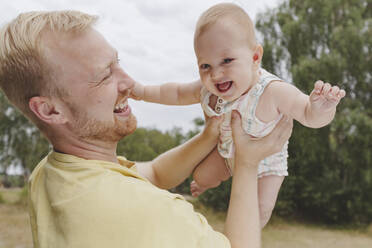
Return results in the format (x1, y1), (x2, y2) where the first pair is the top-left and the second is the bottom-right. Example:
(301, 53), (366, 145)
(116, 67), (134, 92)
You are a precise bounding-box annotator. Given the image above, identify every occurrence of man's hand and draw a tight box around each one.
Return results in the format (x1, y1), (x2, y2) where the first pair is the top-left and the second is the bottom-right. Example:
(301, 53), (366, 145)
(129, 81), (144, 100)
(231, 111), (293, 166)
(201, 114), (224, 141)
(309, 80), (346, 113)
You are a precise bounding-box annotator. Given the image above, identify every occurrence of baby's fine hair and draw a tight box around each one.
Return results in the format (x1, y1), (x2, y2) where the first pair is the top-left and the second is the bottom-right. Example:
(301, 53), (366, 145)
(0, 10), (97, 129)
(194, 3), (257, 49)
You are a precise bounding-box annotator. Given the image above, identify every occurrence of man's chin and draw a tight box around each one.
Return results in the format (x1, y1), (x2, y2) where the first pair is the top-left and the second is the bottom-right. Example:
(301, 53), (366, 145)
(123, 115), (137, 136)
(116, 114), (137, 140)
(72, 114), (137, 143)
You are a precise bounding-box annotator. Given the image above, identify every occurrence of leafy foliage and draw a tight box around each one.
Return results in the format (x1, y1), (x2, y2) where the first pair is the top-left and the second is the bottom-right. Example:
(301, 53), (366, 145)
(117, 127), (185, 161)
(258, 0), (371, 225)
(0, 93), (49, 180)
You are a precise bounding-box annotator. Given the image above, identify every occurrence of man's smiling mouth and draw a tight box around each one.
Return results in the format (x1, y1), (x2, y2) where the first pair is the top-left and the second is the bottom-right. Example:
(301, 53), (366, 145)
(114, 102), (128, 113)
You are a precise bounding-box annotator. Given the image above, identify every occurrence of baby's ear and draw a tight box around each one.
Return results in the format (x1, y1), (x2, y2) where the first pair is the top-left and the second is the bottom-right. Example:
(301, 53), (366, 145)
(253, 44), (264, 66)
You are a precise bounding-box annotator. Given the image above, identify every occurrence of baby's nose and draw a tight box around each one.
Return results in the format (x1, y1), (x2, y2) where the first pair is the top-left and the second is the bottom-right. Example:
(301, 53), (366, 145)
(211, 67), (223, 81)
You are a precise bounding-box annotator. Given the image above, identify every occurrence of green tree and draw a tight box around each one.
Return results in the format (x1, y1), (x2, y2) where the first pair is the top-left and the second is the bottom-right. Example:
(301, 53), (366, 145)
(117, 127), (185, 161)
(256, 0), (371, 225)
(0, 93), (50, 183)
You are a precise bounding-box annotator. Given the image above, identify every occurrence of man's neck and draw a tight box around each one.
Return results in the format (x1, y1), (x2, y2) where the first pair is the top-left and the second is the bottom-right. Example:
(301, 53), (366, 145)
(52, 135), (119, 164)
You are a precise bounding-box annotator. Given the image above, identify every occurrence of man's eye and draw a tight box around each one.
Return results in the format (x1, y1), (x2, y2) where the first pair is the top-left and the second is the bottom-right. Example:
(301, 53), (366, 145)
(200, 64), (210, 70)
(101, 73), (112, 83)
(223, 58), (234, 64)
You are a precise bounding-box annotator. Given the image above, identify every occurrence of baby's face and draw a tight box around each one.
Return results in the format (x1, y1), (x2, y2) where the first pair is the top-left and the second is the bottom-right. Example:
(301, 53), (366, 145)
(195, 20), (258, 102)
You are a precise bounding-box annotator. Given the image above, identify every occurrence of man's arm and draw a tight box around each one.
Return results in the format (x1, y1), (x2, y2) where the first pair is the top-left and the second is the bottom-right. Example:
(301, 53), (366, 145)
(136, 115), (222, 189)
(225, 111), (293, 248)
(131, 80), (202, 105)
(266, 80), (345, 128)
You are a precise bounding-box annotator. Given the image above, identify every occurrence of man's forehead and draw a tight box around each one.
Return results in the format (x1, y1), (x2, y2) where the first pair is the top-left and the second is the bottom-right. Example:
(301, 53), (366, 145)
(42, 28), (108, 55)
(42, 28), (117, 80)
(41, 28), (116, 71)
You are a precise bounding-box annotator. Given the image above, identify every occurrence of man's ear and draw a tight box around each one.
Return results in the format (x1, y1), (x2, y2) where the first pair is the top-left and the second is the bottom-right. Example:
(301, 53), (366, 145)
(29, 96), (67, 125)
(253, 44), (264, 66)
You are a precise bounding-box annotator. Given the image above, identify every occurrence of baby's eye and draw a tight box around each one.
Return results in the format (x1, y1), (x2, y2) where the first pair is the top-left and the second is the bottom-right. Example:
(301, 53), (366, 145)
(200, 64), (210, 70)
(222, 58), (234, 64)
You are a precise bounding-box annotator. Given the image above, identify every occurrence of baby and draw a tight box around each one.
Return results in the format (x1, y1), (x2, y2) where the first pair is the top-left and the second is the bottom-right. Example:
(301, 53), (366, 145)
(131, 3), (345, 228)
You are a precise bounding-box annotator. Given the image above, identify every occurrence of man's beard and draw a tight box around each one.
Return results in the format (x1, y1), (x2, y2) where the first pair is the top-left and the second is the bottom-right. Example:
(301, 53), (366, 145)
(67, 106), (137, 143)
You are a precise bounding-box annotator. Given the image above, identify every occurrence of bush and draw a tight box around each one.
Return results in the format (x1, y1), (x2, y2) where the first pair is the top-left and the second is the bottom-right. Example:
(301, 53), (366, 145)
(198, 179), (232, 211)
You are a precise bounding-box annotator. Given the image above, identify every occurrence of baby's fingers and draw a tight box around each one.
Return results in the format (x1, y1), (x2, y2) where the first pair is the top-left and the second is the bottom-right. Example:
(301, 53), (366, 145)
(314, 80), (324, 94)
(337, 89), (346, 99)
(321, 83), (332, 96)
(329, 86), (346, 101)
(329, 86), (340, 97)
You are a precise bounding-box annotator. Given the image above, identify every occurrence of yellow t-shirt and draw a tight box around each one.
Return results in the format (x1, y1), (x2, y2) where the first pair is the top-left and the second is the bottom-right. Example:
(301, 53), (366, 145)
(28, 151), (230, 248)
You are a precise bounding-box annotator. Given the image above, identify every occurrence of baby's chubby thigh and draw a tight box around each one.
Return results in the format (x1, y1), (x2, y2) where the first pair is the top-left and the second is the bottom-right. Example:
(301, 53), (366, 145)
(192, 148), (231, 189)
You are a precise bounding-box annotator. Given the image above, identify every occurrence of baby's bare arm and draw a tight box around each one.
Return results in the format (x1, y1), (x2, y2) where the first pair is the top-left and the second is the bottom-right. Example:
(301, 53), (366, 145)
(131, 80), (202, 105)
(266, 80), (345, 128)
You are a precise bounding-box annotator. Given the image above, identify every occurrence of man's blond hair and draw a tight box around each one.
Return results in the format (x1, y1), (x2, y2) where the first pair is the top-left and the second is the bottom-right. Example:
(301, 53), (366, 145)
(0, 10), (97, 129)
(194, 3), (257, 49)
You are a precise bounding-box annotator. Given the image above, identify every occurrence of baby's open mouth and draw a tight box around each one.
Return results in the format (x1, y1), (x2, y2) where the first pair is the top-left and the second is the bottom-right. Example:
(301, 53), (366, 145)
(216, 81), (233, 93)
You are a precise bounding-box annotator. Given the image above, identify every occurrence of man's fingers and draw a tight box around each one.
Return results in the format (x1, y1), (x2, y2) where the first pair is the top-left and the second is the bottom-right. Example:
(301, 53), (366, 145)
(231, 110), (244, 138)
(278, 116), (293, 144)
(208, 114), (224, 128)
(262, 115), (293, 152)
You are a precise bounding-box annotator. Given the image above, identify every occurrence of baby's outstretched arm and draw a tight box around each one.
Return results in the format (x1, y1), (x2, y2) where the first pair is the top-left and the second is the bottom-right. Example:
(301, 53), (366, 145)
(266, 80), (346, 128)
(130, 80), (202, 105)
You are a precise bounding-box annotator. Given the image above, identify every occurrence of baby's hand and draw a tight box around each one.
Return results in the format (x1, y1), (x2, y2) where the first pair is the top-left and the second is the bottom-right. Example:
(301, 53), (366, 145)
(309, 80), (346, 112)
(129, 82), (144, 100)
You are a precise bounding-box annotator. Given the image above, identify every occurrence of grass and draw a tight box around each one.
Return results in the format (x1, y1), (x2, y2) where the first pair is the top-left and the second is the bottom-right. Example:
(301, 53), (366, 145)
(0, 188), (32, 248)
(0, 188), (23, 204)
(261, 217), (372, 248)
(0, 193), (4, 204)
(189, 196), (372, 248)
(1, 188), (371, 248)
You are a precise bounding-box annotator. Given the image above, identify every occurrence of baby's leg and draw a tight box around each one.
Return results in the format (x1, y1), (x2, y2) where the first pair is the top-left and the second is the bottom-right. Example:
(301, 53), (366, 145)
(191, 147), (231, 197)
(258, 175), (285, 228)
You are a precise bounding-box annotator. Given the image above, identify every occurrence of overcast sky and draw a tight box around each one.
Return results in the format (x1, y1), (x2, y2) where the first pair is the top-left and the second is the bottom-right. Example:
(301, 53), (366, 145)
(1, 0), (281, 132)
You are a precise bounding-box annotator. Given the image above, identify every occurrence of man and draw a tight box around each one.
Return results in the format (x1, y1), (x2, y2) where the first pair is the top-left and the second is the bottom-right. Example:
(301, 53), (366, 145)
(0, 11), (292, 248)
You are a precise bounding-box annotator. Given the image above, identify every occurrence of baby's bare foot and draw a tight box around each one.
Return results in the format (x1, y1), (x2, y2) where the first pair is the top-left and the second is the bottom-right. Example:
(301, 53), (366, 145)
(190, 180), (207, 197)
